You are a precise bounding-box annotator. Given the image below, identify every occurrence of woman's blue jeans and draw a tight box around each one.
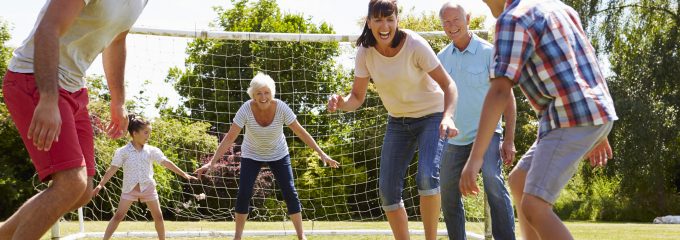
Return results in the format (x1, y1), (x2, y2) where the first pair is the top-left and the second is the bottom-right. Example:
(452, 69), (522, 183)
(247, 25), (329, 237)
(379, 112), (446, 211)
(235, 155), (301, 215)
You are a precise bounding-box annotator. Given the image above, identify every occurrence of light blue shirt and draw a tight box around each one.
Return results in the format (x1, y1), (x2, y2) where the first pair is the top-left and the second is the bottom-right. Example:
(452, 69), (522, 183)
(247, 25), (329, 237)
(437, 34), (503, 146)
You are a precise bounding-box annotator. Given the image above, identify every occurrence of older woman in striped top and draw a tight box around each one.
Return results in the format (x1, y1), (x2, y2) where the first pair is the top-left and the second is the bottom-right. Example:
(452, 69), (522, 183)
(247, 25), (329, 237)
(195, 72), (339, 240)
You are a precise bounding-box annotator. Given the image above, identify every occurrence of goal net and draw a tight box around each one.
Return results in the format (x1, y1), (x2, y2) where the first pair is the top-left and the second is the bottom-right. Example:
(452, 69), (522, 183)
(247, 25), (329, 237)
(43, 27), (491, 239)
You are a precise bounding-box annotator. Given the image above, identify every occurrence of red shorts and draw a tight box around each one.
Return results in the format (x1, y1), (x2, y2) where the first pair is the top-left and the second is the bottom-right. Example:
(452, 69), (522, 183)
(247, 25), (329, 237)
(2, 71), (95, 182)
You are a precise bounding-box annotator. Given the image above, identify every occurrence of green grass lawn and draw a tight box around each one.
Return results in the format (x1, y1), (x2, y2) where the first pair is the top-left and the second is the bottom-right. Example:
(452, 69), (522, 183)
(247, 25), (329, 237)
(44, 221), (680, 240)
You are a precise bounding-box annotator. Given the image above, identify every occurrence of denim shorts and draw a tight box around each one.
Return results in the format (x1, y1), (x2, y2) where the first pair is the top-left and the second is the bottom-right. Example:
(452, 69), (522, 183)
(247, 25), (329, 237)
(516, 122), (613, 204)
(379, 112), (445, 211)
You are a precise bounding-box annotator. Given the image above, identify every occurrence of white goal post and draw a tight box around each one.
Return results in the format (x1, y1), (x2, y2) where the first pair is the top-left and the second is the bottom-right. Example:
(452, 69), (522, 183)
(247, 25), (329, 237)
(51, 27), (493, 240)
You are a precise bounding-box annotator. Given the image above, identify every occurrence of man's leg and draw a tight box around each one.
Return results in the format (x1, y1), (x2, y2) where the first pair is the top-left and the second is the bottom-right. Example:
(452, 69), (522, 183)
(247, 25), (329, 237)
(440, 143), (471, 240)
(519, 123), (613, 240)
(521, 194), (572, 240)
(68, 176), (94, 212)
(481, 134), (516, 239)
(0, 167), (88, 240)
(70, 88), (96, 211)
(509, 142), (540, 240)
(1, 72), (91, 239)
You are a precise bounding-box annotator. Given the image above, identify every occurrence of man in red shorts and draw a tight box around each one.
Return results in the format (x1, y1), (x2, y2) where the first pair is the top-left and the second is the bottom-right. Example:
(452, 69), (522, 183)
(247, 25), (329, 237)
(0, 0), (148, 239)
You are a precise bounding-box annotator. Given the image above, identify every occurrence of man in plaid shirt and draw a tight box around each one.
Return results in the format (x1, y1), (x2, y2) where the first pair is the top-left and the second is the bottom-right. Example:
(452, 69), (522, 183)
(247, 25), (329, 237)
(459, 0), (618, 239)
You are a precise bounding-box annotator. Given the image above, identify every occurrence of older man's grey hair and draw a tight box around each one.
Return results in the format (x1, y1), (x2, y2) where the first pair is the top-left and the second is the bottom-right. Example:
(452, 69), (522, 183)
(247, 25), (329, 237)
(247, 72), (277, 99)
(439, 1), (469, 19)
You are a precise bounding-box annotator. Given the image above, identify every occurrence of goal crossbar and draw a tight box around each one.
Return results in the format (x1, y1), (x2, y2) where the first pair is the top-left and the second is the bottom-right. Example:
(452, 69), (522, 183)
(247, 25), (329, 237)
(130, 27), (488, 42)
(53, 27), (492, 240)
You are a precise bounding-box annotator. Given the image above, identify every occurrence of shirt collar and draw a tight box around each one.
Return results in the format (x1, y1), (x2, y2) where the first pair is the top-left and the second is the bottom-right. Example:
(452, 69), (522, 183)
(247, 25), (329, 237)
(451, 33), (481, 55)
(506, 0), (515, 9)
(127, 142), (146, 152)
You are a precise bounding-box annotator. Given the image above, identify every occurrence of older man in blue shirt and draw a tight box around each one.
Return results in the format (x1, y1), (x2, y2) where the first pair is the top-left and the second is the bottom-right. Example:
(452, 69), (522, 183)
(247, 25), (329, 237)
(437, 2), (517, 239)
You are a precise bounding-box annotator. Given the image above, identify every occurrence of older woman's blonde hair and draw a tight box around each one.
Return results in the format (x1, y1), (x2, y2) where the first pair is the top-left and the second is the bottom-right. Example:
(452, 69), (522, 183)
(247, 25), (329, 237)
(247, 72), (276, 99)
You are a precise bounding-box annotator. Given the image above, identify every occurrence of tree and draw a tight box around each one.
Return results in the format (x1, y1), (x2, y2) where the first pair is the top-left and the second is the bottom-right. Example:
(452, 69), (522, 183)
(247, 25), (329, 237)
(0, 19), (37, 220)
(399, 8), (486, 53)
(167, 0), (367, 220)
(168, 0), (342, 136)
(595, 0), (680, 221)
(82, 75), (218, 221)
(0, 20), (10, 79)
(548, 0), (680, 221)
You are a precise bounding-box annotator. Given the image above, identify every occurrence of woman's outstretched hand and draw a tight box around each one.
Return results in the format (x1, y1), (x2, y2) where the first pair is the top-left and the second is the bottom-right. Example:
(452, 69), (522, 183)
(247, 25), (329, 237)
(320, 153), (340, 168)
(194, 163), (214, 179)
(327, 94), (345, 113)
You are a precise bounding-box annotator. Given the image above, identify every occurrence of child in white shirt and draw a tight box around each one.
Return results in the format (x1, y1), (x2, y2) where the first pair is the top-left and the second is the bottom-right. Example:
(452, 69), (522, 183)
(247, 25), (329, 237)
(93, 116), (197, 240)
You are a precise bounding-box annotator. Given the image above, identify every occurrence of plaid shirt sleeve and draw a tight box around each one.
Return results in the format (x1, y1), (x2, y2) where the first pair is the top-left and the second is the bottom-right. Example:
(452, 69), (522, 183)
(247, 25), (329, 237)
(491, 17), (536, 84)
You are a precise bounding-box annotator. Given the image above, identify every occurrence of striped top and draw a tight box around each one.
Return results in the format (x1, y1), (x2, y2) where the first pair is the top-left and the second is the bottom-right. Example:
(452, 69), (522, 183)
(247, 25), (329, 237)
(492, 0), (617, 138)
(233, 99), (297, 162)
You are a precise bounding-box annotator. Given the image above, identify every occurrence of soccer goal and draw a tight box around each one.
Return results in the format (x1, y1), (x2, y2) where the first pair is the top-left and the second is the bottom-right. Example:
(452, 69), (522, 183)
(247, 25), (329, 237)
(46, 27), (493, 240)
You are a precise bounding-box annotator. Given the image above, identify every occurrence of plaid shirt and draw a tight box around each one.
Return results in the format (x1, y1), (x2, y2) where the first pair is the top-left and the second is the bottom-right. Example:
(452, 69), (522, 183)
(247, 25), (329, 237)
(491, 0), (618, 138)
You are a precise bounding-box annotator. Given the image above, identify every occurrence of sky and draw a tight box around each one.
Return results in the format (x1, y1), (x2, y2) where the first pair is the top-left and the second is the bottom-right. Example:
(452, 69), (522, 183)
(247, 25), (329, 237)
(1, 0), (495, 117)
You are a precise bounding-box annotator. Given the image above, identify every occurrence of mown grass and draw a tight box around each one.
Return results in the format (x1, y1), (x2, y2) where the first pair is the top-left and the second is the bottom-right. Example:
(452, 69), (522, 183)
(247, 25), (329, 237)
(42, 220), (680, 239)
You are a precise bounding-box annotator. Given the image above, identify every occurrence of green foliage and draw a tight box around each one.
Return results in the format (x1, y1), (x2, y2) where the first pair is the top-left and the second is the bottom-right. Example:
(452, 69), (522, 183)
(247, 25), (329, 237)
(0, 20), (10, 81)
(549, 0), (680, 222)
(0, 19), (36, 220)
(0, 94), (35, 220)
(169, 0), (342, 136)
(84, 75), (218, 221)
(291, 137), (371, 220)
(555, 171), (622, 220)
(168, 0), (372, 220)
(399, 10), (449, 53)
(148, 117), (217, 216)
(1, 19), (13, 103)
(399, 9), (487, 53)
(511, 88), (538, 164)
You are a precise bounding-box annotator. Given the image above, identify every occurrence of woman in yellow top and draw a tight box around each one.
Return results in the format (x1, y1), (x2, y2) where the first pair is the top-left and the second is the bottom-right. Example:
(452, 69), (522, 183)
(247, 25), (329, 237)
(328, 1), (459, 239)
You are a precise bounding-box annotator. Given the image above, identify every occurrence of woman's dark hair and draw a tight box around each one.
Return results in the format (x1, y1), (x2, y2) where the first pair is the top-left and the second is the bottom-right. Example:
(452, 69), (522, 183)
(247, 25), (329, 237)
(356, 0), (405, 48)
(127, 114), (150, 135)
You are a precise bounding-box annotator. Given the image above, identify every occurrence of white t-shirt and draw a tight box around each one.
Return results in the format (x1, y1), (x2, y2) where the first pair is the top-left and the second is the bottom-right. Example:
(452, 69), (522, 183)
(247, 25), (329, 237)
(355, 29), (444, 118)
(233, 99), (297, 162)
(8, 0), (149, 92)
(111, 143), (168, 193)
